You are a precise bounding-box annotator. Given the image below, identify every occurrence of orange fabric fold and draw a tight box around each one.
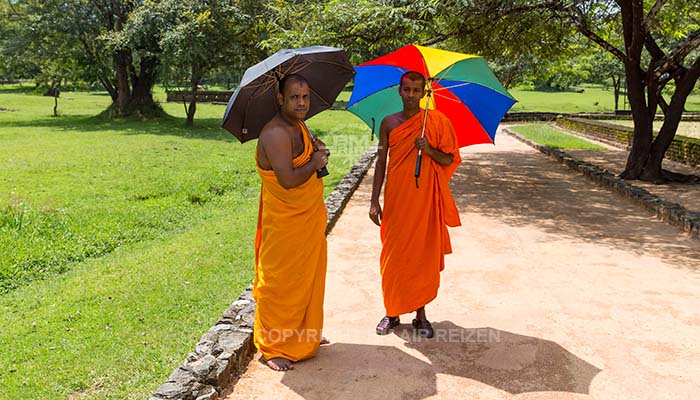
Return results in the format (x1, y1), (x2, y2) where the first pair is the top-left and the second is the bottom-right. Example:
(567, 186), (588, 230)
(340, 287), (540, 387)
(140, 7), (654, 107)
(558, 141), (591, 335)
(380, 109), (461, 316)
(253, 122), (327, 361)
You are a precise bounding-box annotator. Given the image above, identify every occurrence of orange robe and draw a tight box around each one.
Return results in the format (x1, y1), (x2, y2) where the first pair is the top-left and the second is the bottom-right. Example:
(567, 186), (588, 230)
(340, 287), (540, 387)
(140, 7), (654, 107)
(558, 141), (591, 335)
(253, 122), (327, 361)
(380, 109), (461, 316)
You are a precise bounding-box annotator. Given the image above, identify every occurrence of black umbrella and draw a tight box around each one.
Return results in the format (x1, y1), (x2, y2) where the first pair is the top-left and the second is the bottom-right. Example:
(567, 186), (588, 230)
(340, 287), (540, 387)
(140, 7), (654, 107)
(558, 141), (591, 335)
(221, 46), (354, 143)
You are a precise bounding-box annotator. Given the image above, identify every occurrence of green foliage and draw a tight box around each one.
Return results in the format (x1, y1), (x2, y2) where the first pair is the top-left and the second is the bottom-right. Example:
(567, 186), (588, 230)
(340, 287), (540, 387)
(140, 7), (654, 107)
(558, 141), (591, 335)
(509, 124), (607, 150)
(261, 0), (439, 63)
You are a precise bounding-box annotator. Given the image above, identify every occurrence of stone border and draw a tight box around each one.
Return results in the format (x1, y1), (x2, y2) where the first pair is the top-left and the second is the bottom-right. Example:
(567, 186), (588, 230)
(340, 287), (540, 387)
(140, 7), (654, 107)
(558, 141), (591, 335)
(150, 146), (378, 400)
(504, 128), (700, 239)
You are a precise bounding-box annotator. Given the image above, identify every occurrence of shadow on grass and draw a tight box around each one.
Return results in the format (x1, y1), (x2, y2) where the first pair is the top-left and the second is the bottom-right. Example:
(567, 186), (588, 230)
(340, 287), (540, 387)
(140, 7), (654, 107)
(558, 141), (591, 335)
(0, 85), (36, 94)
(0, 115), (240, 141)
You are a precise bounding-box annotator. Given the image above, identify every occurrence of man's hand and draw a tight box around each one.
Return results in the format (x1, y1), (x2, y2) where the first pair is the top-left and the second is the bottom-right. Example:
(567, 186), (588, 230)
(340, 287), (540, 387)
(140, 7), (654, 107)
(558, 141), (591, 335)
(414, 137), (454, 166)
(414, 137), (430, 152)
(313, 137), (330, 157)
(369, 201), (382, 226)
(311, 147), (329, 170)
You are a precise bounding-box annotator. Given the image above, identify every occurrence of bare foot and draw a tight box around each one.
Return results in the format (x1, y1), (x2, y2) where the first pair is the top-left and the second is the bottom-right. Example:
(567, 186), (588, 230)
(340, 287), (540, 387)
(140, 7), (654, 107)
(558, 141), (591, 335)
(320, 336), (330, 345)
(264, 357), (294, 371)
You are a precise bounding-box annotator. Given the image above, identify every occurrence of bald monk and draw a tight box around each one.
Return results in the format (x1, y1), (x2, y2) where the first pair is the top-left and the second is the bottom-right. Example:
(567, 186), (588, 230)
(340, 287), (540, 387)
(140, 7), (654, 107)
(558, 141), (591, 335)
(369, 71), (461, 338)
(254, 74), (330, 371)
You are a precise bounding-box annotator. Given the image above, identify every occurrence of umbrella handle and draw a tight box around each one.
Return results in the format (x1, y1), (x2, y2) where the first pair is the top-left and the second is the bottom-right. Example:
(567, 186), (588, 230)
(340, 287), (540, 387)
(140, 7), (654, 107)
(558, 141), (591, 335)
(414, 84), (432, 188)
(414, 152), (422, 188)
(316, 166), (329, 178)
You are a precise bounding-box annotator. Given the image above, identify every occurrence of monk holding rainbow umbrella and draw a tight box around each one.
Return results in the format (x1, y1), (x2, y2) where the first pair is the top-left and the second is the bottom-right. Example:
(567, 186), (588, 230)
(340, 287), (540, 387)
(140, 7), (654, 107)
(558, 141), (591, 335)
(347, 44), (515, 338)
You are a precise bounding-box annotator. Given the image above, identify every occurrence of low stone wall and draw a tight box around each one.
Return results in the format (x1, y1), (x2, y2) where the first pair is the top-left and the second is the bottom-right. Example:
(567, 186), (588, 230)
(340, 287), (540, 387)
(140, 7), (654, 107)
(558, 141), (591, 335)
(503, 111), (700, 123)
(556, 116), (700, 167)
(556, 117), (633, 149)
(504, 128), (700, 239)
(166, 91), (234, 103)
(503, 112), (561, 122)
(150, 146), (378, 400)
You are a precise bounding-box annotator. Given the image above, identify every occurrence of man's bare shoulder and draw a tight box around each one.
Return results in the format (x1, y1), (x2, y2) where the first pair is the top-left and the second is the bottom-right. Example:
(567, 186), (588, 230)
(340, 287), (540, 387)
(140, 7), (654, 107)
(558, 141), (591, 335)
(258, 116), (294, 146)
(381, 112), (404, 132)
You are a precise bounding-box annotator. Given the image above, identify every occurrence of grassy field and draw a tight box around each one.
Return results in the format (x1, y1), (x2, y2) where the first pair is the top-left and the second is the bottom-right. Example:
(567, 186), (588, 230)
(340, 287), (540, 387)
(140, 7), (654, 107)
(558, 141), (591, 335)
(508, 124), (607, 150)
(0, 85), (371, 399)
(509, 83), (700, 113)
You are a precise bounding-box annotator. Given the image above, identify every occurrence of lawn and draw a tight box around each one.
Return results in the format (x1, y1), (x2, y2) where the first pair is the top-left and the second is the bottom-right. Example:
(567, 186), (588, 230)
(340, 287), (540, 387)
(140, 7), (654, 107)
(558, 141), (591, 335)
(0, 84), (371, 399)
(508, 124), (607, 150)
(509, 83), (700, 113)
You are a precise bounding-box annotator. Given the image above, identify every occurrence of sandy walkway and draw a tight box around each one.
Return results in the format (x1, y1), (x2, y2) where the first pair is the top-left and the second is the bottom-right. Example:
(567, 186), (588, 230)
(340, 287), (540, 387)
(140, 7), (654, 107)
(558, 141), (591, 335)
(223, 132), (700, 400)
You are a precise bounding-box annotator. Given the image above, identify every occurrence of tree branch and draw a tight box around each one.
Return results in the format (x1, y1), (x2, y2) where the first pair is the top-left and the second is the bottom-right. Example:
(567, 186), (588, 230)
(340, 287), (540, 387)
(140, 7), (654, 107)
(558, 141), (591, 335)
(653, 29), (700, 78)
(577, 24), (626, 62)
(644, 0), (666, 29)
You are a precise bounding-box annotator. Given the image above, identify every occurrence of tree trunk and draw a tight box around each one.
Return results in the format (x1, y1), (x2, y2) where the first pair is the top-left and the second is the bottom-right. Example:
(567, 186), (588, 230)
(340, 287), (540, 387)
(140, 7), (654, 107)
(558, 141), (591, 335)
(642, 63), (700, 181)
(612, 76), (620, 110)
(115, 50), (131, 115)
(101, 53), (163, 119)
(186, 66), (202, 126)
(620, 61), (654, 179)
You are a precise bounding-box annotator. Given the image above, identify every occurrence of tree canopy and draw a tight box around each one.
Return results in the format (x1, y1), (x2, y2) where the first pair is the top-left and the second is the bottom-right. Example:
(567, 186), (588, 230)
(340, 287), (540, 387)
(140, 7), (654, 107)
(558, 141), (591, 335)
(2, 0), (699, 182)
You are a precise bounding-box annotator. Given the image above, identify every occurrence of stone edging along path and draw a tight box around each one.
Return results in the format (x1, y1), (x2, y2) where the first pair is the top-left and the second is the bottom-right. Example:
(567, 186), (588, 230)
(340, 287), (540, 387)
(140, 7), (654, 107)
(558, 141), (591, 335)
(503, 128), (700, 239)
(150, 146), (378, 400)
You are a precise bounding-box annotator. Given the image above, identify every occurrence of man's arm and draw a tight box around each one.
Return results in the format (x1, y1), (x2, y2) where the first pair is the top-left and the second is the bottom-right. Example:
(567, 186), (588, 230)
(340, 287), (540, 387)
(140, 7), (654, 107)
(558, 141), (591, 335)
(414, 137), (454, 166)
(261, 127), (328, 189)
(369, 118), (391, 226)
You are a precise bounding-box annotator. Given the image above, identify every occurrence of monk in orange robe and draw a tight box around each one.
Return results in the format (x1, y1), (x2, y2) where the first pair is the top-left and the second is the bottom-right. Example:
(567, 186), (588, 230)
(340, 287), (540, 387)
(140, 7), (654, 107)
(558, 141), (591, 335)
(369, 71), (461, 338)
(254, 74), (330, 371)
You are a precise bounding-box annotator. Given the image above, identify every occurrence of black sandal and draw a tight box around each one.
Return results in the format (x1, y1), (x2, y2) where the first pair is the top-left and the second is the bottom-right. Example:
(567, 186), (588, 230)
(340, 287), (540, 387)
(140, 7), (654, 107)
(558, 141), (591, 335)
(412, 318), (434, 338)
(376, 316), (400, 335)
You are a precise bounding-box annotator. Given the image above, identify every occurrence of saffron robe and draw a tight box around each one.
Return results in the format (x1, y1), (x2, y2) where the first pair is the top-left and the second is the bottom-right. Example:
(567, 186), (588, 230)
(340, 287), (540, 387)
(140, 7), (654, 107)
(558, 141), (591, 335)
(253, 122), (327, 361)
(380, 109), (461, 316)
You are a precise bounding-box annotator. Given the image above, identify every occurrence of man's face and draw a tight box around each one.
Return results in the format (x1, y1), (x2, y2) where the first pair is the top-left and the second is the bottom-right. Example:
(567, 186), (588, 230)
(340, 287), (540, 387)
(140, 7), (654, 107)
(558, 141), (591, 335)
(399, 78), (425, 111)
(278, 81), (310, 120)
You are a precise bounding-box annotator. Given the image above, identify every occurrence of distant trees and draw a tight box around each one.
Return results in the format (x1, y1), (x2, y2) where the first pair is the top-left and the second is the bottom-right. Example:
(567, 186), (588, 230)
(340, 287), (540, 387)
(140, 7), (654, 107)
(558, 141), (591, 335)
(2, 0), (699, 180)
(3, 0), (268, 121)
(144, 0), (266, 125)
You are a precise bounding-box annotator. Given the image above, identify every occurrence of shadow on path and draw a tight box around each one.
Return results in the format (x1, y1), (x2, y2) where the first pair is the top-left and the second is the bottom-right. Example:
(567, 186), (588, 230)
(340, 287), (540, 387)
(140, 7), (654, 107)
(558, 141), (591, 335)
(453, 149), (700, 269)
(396, 321), (600, 395)
(279, 322), (600, 399)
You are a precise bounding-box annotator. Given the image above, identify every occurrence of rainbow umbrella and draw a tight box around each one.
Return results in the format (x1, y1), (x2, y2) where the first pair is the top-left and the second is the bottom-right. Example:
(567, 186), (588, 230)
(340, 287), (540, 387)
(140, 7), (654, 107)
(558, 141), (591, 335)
(346, 44), (516, 147)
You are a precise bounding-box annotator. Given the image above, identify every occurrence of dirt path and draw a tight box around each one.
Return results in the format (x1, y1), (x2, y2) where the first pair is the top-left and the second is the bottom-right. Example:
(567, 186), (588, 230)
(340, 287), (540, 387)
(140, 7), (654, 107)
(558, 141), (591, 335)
(223, 132), (700, 400)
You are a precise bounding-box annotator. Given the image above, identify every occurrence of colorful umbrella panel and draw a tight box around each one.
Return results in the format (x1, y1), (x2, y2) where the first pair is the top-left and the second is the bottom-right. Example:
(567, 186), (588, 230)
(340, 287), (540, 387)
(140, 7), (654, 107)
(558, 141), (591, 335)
(347, 44), (516, 147)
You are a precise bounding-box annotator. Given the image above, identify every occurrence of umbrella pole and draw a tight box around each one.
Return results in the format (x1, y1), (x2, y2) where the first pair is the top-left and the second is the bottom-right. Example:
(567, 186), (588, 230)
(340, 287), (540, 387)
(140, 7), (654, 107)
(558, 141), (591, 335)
(414, 83), (432, 188)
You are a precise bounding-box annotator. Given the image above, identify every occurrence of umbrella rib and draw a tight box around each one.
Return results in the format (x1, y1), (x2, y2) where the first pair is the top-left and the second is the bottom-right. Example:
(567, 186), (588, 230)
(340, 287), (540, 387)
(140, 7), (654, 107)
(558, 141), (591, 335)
(434, 81), (472, 90)
(434, 62), (460, 81)
(431, 90), (462, 104)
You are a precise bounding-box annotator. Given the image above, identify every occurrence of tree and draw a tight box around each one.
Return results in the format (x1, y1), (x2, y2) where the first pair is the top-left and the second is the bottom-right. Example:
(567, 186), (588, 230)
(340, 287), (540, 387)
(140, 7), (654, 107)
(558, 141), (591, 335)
(548, 0), (700, 182)
(149, 0), (264, 125)
(436, 0), (700, 182)
(260, 0), (439, 63)
(1, 0), (85, 115)
(587, 49), (626, 111)
(9, 0), (164, 118)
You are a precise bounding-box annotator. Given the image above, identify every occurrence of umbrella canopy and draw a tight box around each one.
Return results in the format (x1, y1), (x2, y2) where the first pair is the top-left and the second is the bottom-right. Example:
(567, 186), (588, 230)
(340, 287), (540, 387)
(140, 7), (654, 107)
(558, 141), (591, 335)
(222, 46), (354, 142)
(346, 44), (516, 147)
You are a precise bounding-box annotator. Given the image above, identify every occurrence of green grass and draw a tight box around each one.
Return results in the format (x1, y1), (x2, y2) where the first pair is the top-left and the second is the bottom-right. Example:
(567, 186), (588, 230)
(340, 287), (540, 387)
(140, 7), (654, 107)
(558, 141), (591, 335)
(0, 84), (370, 399)
(509, 83), (700, 113)
(509, 124), (607, 150)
